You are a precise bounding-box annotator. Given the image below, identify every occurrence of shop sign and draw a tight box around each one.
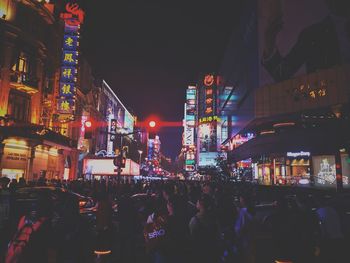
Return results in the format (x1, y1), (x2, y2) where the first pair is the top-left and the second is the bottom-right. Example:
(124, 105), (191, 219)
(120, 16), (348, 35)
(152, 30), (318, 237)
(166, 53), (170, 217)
(186, 159), (195, 165)
(2, 148), (28, 169)
(290, 80), (328, 101)
(199, 115), (221, 124)
(184, 126), (194, 146)
(186, 87), (197, 126)
(58, 3), (83, 116)
(287, 151), (310, 157)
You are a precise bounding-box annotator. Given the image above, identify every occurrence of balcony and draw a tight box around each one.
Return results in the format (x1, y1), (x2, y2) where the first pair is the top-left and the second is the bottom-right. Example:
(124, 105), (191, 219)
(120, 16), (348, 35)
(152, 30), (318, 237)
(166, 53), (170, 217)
(10, 71), (39, 94)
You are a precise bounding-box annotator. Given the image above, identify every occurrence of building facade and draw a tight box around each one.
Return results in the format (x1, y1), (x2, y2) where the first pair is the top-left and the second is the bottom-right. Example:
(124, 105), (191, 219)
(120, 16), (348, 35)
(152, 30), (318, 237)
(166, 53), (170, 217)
(219, 0), (350, 188)
(0, 0), (82, 181)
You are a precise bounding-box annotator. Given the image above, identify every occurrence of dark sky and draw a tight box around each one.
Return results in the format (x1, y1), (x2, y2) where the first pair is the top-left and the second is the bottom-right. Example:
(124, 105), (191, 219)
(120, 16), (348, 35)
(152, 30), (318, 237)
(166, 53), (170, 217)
(80, 0), (242, 159)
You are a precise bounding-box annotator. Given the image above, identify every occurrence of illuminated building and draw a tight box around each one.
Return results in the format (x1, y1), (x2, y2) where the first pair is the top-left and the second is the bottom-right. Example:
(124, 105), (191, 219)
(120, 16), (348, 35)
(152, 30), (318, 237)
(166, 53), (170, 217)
(218, 0), (350, 188)
(0, 1), (82, 180)
(181, 77), (230, 174)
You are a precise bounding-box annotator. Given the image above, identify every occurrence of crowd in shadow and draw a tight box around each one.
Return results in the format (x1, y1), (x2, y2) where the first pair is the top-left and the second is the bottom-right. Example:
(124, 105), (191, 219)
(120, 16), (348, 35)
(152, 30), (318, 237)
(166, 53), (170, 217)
(0, 177), (348, 263)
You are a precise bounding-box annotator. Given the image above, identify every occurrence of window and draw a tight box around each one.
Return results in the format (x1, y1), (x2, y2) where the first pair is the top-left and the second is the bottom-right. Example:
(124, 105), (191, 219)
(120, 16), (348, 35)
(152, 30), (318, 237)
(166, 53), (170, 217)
(12, 52), (31, 73)
(7, 89), (30, 122)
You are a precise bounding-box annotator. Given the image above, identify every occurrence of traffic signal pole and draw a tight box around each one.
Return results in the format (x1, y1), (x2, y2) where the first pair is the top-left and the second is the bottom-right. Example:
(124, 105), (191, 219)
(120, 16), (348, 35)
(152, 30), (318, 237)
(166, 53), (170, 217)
(110, 130), (142, 183)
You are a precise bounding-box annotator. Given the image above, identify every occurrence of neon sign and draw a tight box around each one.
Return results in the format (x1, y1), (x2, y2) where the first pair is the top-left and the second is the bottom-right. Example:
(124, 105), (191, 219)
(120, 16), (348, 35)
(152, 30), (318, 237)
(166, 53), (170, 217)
(199, 116), (221, 123)
(60, 3), (85, 25)
(57, 2), (83, 117)
(287, 151), (311, 157)
(204, 74), (215, 86)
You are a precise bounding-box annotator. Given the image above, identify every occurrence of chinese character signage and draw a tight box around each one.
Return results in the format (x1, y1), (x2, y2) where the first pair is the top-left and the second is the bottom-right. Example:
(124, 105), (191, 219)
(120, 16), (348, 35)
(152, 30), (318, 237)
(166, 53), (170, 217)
(63, 35), (78, 50)
(59, 82), (75, 97)
(57, 99), (75, 114)
(199, 74), (217, 119)
(62, 51), (78, 65)
(57, 3), (83, 116)
(57, 3), (84, 115)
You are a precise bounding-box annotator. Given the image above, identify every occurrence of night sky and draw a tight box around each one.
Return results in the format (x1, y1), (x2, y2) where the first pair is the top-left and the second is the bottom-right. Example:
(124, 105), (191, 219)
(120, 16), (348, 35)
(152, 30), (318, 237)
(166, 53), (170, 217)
(80, 0), (242, 159)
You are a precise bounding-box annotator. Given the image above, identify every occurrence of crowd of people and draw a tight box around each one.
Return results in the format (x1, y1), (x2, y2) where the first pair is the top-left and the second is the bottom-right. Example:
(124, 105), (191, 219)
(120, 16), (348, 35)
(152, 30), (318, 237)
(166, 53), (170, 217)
(0, 176), (347, 263)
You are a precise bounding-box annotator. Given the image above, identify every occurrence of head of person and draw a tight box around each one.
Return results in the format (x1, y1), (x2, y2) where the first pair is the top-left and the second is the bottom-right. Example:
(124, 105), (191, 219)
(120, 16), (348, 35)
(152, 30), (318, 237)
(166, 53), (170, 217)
(167, 195), (179, 216)
(202, 182), (212, 195)
(239, 192), (255, 214)
(196, 194), (214, 214)
(162, 185), (173, 201)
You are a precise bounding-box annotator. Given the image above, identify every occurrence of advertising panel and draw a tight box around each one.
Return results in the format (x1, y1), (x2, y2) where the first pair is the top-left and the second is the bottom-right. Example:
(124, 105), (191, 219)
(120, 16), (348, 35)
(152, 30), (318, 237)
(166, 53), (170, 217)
(186, 87), (197, 127)
(198, 75), (215, 118)
(198, 152), (217, 167)
(83, 158), (139, 176)
(116, 105), (125, 129)
(341, 154), (350, 187)
(258, 0), (348, 86)
(124, 111), (134, 133)
(184, 126), (194, 146)
(198, 123), (217, 153)
(57, 3), (84, 117)
(313, 155), (336, 186)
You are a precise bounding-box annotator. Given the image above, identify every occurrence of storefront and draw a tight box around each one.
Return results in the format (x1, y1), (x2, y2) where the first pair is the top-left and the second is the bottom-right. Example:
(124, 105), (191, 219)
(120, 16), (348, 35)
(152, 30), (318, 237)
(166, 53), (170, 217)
(250, 151), (311, 186)
(1, 138), (28, 180)
(283, 151), (311, 185)
(0, 126), (78, 181)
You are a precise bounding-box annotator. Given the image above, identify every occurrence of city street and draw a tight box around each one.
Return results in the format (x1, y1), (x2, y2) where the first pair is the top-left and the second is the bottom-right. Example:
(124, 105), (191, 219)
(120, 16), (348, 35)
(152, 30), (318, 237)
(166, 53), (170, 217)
(1, 0), (350, 262)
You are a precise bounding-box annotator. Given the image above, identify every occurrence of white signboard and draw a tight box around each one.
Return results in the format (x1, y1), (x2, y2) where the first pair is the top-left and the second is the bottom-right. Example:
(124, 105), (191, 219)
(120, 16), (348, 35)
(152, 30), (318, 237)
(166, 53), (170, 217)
(184, 126), (194, 146)
(198, 152), (217, 167)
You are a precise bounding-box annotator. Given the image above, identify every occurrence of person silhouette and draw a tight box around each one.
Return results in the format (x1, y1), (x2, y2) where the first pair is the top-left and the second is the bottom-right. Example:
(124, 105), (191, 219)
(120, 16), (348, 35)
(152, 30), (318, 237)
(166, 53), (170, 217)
(263, 0), (350, 82)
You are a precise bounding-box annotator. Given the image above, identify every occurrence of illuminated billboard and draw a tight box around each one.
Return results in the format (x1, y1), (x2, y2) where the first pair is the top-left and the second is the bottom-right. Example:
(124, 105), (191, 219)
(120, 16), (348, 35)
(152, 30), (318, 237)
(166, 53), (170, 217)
(313, 155), (336, 186)
(124, 111), (134, 134)
(184, 126), (194, 146)
(198, 123), (217, 153)
(186, 87), (197, 127)
(198, 152), (217, 167)
(83, 158), (139, 176)
(57, 3), (84, 118)
(198, 74), (217, 119)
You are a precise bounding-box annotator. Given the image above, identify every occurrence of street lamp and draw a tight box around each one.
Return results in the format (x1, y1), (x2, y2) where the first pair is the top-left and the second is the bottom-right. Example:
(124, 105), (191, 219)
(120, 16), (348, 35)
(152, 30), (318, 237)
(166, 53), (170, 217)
(138, 150), (143, 165)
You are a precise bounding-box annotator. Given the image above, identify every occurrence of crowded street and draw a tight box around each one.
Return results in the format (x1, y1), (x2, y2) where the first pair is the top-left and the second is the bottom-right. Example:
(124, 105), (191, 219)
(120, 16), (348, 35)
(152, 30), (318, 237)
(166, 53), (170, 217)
(1, 178), (350, 263)
(1, 0), (350, 262)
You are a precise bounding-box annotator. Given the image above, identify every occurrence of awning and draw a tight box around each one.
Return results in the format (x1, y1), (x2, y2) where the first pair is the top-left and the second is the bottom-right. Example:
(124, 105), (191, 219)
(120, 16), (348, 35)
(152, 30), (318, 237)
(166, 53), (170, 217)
(229, 126), (348, 162)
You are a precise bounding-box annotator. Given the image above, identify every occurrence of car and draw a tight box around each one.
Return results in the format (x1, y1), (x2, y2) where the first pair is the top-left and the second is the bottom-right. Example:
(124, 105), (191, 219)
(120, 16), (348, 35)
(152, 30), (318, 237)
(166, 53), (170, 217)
(12, 186), (96, 227)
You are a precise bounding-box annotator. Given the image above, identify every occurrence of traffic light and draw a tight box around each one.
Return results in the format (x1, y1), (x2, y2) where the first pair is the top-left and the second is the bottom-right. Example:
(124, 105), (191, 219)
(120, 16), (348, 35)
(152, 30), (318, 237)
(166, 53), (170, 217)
(113, 148), (127, 168)
(113, 154), (121, 167)
(149, 120), (156, 128)
(84, 120), (92, 139)
(121, 156), (126, 168)
(148, 120), (157, 139)
(110, 119), (117, 141)
(121, 146), (128, 168)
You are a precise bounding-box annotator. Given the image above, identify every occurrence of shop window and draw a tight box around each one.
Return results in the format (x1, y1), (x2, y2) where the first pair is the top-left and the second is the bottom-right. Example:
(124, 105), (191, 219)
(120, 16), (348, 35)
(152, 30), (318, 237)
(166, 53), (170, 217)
(7, 89), (30, 123)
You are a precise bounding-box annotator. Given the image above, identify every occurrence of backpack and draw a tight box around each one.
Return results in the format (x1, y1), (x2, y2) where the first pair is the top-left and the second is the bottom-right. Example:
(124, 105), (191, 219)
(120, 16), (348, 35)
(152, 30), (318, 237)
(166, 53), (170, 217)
(5, 216), (46, 263)
(143, 213), (168, 252)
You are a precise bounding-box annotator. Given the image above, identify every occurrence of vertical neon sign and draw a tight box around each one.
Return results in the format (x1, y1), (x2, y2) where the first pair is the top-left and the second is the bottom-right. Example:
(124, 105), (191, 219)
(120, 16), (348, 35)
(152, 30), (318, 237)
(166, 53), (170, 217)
(57, 3), (84, 118)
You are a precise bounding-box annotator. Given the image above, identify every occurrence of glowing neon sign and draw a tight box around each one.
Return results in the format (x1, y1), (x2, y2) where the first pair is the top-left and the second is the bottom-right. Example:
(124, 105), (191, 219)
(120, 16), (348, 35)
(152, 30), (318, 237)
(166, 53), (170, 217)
(57, 3), (83, 116)
(204, 74), (215, 86)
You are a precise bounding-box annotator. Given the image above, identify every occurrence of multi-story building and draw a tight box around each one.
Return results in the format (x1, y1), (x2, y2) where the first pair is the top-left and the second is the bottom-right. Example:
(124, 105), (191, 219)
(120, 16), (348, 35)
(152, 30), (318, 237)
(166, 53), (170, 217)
(219, 0), (350, 189)
(181, 76), (232, 175)
(0, 1), (107, 181)
(0, 0), (81, 181)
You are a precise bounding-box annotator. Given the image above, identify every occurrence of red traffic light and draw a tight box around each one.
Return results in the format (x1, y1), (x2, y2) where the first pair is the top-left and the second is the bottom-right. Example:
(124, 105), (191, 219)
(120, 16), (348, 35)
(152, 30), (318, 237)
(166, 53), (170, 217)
(85, 120), (92, 128)
(149, 121), (156, 128)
